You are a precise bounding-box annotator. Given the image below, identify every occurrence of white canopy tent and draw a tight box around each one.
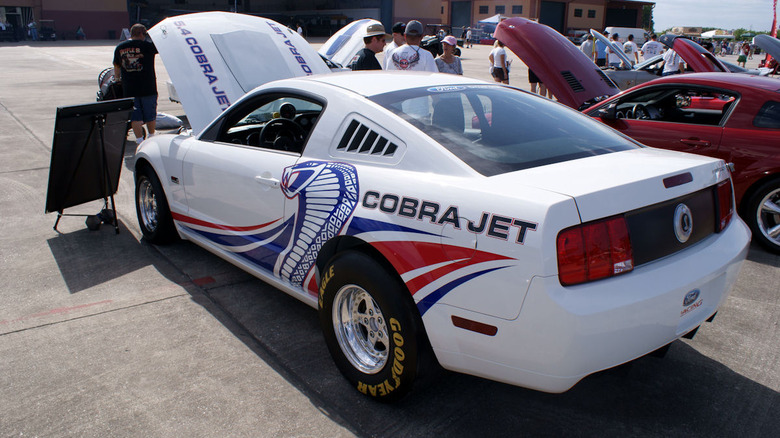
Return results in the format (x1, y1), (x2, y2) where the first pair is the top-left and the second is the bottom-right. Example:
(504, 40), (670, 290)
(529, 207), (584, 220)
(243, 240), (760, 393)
(701, 30), (734, 39)
(478, 14), (508, 24)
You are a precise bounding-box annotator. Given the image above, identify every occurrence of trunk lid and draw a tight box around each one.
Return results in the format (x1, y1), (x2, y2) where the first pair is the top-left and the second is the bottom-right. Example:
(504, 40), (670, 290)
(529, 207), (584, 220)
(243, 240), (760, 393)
(493, 147), (729, 223)
(149, 12), (330, 135)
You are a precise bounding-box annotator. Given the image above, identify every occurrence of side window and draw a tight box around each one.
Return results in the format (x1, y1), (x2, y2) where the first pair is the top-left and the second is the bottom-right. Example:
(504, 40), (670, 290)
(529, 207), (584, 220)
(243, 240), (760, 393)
(612, 87), (736, 126)
(213, 94), (323, 153)
(754, 101), (780, 129)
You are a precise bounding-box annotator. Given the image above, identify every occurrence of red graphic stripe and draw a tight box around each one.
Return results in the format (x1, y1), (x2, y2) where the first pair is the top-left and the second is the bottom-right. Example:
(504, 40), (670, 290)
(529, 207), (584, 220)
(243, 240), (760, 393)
(370, 241), (513, 295)
(172, 212), (281, 232)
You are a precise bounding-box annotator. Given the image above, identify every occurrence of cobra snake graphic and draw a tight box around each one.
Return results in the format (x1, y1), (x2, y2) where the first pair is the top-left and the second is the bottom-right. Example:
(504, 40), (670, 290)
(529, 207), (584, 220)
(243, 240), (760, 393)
(277, 161), (359, 286)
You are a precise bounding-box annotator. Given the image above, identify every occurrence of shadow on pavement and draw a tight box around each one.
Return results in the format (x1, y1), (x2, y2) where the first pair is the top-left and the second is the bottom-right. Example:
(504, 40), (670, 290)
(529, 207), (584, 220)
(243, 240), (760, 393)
(140, 237), (780, 437)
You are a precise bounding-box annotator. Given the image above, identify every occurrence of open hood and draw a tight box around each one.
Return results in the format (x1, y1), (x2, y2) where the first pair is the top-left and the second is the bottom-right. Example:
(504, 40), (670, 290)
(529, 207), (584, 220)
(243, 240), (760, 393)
(755, 34), (780, 61)
(494, 18), (620, 109)
(318, 19), (381, 67)
(149, 12), (330, 135)
(657, 34), (729, 73)
(590, 29), (634, 68)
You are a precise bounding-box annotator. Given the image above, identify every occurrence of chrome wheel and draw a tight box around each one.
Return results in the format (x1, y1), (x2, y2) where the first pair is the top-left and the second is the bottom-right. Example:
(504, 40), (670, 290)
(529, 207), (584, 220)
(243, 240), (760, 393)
(332, 285), (389, 374)
(756, 187), (780, 248)
(137, 177), (159, 233)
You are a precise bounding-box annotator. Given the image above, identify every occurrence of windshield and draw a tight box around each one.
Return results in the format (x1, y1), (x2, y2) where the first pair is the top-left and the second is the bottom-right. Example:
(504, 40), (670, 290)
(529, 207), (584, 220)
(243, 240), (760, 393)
(370, 85), (639, 176)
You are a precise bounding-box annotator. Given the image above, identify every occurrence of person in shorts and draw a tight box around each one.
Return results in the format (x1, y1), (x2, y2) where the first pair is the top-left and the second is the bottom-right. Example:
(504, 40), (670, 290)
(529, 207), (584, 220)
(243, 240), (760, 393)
(113, 23), (158, 144)
(489, 40), (509, 83)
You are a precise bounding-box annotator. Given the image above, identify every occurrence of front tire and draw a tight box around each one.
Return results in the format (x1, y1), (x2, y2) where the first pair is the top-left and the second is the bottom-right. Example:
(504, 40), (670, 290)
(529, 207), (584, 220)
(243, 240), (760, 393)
(319, 251), (432, 401)
(135, 166), (177, 244)
(745, 179), (780, 253)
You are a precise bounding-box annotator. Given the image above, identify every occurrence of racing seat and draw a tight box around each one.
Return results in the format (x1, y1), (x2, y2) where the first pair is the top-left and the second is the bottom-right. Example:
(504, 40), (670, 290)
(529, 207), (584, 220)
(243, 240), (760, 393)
(432, 98), (465, 133)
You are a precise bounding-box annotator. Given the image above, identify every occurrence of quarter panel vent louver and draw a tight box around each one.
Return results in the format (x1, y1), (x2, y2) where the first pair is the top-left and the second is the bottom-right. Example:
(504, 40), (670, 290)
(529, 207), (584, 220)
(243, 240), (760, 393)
(561, 70), (585, 93)
(336, 119), (399, 157)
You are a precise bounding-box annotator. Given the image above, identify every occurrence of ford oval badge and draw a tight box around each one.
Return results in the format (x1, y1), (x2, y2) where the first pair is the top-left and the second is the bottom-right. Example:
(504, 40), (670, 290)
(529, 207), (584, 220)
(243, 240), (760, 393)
(674, 203), (693, 243)
(683, 289), (700, 307)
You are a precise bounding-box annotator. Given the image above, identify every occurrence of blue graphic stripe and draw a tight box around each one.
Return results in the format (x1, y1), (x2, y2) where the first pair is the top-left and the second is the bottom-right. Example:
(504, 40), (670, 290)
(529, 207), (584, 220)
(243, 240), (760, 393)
(181, 218), (292, 247)
(416, 267), (509, 316)
(347, 216), (440, 237)
(324, 19), (370, 56)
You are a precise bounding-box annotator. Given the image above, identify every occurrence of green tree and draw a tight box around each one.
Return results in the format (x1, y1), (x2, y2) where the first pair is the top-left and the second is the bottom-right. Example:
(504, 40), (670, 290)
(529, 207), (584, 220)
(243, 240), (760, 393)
(642, 5), (655, 32)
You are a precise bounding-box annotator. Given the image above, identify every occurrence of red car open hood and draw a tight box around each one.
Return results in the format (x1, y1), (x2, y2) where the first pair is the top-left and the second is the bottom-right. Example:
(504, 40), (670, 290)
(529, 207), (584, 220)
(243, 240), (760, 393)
(495, 18), (730, 110)
(657, 34), (729, 73)
(494, 18), (619, 109)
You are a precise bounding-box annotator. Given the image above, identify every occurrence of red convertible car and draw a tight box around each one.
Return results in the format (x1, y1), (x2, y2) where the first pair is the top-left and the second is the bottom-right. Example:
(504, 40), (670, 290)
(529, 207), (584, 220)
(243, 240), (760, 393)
(496, 19), (780, 253)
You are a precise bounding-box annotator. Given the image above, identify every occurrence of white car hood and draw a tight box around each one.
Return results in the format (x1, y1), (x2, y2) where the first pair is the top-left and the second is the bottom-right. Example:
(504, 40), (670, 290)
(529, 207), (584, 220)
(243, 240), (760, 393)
(149, 12), (330, 135)
(318, 19), (381, 67)
(755, 34), (780, 61)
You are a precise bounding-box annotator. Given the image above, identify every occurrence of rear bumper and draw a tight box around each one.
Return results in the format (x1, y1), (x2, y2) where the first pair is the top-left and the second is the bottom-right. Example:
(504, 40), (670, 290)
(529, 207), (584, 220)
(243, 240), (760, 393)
(424, 217), (750, 393)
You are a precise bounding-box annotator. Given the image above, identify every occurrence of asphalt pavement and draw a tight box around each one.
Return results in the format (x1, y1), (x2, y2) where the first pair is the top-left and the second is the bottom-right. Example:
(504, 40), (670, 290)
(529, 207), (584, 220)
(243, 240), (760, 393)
(0, 39), (778, 437)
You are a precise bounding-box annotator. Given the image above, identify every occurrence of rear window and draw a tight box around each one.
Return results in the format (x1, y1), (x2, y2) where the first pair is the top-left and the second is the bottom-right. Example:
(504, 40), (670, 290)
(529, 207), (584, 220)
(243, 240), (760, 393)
(370, 85), (638, 176)
(754, 101), (780, 129)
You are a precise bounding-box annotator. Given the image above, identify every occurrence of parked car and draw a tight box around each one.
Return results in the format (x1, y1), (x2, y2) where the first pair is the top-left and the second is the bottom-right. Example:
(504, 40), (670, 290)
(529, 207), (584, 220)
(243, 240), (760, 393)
(139, 12), (749, 401)
(497, 17), (780, 253)
(595, 29), (774, 90)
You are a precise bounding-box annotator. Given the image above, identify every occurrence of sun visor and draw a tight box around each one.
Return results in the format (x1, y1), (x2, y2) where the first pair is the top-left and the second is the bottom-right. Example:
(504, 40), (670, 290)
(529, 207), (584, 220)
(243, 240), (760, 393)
(495, 18), (618, 110)
(319, 19), (380, 67)
(150, 12), (329, 135)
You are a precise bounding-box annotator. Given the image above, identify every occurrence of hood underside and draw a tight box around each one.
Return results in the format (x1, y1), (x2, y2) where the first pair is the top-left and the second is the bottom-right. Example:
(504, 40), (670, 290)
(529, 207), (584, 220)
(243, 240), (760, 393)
(149, 12), (330, 135)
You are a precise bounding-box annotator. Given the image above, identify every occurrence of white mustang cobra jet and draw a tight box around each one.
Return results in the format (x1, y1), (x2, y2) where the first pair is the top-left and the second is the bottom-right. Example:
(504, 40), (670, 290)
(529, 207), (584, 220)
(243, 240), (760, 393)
(136, 12), (750, 401)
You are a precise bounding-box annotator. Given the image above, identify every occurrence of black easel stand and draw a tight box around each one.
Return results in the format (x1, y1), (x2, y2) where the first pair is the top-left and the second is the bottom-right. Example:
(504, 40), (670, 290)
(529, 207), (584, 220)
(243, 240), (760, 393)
(52, 114), (120, 234)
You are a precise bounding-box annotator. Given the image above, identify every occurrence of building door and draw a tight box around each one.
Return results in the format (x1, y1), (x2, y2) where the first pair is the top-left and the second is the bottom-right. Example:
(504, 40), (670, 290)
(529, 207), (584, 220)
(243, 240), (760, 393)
(605, 8), (638, 27)
(450, 1), (471, 37)
(540, 1), (565, 34)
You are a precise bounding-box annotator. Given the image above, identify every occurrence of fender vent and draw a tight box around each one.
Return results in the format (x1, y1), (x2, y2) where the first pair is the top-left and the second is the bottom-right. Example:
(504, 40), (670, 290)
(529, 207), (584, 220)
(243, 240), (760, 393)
(595, 68), (619, 89)
(561, 70), (585, 93)
(337, 120), (399, 157)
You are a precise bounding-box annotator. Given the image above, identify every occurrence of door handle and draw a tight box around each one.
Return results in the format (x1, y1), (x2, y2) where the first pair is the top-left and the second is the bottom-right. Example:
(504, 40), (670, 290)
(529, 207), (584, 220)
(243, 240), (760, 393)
(255, 175), (280, 188)
(680, 138), (711, 147)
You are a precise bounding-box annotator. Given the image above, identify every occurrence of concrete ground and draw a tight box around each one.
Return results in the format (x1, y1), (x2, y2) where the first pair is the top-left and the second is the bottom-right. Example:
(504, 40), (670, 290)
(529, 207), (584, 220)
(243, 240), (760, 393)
(0, 38), (778, 437)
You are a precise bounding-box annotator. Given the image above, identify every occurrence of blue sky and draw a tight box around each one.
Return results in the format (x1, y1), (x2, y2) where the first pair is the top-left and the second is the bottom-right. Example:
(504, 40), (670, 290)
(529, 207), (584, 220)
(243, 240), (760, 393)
(651, 0), (778, 32)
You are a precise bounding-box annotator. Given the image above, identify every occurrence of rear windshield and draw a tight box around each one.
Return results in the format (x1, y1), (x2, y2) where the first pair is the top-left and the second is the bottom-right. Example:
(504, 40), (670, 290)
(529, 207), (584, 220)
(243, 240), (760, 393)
(370, 85), (638, 176)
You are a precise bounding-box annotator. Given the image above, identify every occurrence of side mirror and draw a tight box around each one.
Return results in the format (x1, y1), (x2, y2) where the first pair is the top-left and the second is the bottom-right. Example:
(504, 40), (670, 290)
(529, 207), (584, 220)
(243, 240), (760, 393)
(598, 102), (617, 120)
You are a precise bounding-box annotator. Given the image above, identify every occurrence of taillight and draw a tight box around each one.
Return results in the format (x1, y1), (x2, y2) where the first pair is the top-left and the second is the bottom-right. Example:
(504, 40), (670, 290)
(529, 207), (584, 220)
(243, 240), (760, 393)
(557, 216), (634, 286)
(716, 179), (733, 232)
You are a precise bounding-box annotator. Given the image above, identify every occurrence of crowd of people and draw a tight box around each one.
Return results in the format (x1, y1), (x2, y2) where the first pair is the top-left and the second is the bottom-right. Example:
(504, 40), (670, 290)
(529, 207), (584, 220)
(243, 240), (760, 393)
(348, 19), (465, 74)
(577, 30), (687, 76)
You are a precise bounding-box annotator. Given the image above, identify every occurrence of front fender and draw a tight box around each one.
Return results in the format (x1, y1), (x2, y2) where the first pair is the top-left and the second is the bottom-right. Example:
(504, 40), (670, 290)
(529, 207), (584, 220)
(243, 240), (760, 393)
(134, 133), (193, 217)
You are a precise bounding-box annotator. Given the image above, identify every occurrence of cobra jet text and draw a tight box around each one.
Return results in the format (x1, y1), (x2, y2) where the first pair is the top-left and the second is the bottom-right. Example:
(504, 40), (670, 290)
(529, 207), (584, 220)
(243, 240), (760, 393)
(172, 20), (230, 110)
(265, 21), (314, 75)
(362, 191), (537, 244)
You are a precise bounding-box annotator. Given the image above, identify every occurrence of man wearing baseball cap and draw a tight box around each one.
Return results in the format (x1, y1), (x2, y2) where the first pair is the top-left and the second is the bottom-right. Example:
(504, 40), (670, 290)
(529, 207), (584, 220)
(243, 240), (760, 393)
(383, 21), (406, 61)
(385, 20), (437, 72)
(349, 22), (387, 71)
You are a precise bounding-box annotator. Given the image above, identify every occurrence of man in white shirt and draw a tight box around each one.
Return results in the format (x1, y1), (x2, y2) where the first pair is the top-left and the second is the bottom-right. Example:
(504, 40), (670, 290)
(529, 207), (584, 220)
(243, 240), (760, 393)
(385, 20), (437, 72)
(579, 34), (594, 59)
(640, 34), (664, 61)
(623, 34), (639, 65)
(383, 22), (406, 66)
(606, 33), (623, 68)
(662, 49), (684, 76)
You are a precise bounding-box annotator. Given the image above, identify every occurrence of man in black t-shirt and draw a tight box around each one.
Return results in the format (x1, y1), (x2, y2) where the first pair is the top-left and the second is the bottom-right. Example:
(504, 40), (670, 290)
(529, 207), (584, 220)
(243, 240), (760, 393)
(113, 23), (158, 144)
(348, 23), (387, 71)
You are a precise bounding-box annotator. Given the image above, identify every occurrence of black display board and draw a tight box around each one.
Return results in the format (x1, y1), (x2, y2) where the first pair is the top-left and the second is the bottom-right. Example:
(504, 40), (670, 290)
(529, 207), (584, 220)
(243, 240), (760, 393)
(45, 99), (133, 232)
